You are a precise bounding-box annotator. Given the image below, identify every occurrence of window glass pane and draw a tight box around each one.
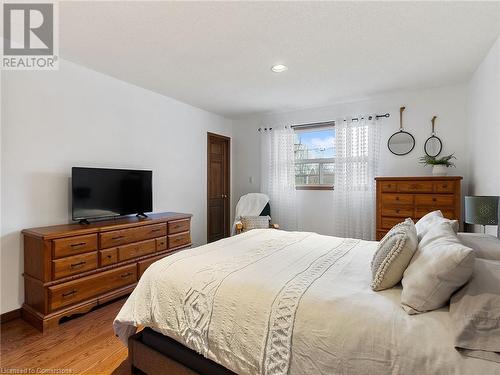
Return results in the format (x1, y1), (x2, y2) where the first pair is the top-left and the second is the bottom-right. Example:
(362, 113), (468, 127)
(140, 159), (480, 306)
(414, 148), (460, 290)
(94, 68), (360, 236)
(295, 162), (319, 185)
(294, 128), (335, 186)
(320, 163), (335, 184)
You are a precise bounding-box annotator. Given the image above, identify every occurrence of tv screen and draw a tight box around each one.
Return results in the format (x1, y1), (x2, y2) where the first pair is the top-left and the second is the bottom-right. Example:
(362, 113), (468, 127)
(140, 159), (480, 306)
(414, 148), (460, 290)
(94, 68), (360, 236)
(72, 167), (152, 221)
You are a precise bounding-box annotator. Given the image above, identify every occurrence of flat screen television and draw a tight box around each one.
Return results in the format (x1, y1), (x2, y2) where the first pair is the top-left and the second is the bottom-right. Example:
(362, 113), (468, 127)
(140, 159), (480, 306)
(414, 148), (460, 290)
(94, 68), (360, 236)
(72, 167), (152, 223)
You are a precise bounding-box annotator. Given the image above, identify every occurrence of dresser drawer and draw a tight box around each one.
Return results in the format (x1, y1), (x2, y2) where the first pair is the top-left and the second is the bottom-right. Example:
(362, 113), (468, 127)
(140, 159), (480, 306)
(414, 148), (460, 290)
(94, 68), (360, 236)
(168, 231), (191, 249)
(49, 264), (136, 311)
(381, 194), (414, 206)
(380, 182), (397, 192)
(100, 229), (135, 248)
(52, 252), (98, 280)
(53, 234), (98, 259)
(133, 224), (167, 242)
(156, 236), (167, 251)
(138, 253), (169, 278)
(434, 181), (455, 193)
(415, 208), (455, 220)
(381, 207), (414, 217)
(414, 194), (455, 208)
(168, 219), (190, 235)
(118, 239), (156, 262)
(397, 181), (433, 193)
(99, 248), (118, 267)
(381, 217), (405, 229)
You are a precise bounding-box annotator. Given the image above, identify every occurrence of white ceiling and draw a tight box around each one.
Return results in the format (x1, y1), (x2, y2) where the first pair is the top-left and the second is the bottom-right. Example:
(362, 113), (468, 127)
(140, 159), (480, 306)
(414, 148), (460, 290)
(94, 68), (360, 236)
(60, 1), (500, 118)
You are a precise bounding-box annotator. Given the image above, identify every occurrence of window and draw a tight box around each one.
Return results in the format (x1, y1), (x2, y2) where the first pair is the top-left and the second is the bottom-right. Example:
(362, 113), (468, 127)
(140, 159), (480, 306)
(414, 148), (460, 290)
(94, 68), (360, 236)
(294, 126), (335, 190)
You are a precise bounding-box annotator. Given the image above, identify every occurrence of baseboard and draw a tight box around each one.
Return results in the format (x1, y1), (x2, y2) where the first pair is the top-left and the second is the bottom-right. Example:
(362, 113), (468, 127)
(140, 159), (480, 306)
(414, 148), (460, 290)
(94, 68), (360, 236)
(1, 308), (21, 324)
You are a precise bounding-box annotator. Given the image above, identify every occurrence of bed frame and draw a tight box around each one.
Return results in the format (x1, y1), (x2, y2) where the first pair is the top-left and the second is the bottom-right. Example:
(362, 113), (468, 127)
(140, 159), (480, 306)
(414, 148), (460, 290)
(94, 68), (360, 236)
(128, 328), (236, 375)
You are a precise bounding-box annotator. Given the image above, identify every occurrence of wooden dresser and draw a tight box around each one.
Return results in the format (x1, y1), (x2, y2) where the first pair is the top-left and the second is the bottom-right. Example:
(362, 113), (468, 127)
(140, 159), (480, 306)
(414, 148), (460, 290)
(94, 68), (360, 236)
(21, 212), (192, 331)
(375, 177), (462, 240)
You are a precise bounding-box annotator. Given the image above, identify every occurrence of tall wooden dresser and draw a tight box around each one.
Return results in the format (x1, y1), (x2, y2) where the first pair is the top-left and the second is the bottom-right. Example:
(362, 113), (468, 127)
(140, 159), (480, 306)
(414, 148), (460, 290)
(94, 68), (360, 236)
(21, 212), (192, 331)
(375, 177), (462, 240)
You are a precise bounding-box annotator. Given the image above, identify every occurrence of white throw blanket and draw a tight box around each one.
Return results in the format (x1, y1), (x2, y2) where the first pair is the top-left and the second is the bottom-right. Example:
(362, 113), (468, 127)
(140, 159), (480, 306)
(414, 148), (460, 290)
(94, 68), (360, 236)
(231, 193), (270, 235)
(114, 230), (498, 375)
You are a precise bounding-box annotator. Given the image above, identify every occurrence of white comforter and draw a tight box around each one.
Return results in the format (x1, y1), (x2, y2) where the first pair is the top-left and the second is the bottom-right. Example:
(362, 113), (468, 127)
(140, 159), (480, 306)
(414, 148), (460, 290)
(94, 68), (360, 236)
(114, 229), (499, 375)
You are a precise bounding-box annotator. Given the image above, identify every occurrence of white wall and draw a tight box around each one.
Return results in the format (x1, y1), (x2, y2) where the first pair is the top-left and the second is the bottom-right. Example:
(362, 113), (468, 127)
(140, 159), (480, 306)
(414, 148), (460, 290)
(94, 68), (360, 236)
(0, 60), (232, 313)
(233, 84), (469, 236)
(467, 36), (500, 236)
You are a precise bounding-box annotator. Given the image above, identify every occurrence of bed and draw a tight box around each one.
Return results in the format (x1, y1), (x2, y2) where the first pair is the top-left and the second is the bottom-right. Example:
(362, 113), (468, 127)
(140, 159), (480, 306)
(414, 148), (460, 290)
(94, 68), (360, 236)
(114, 229), (499, 374)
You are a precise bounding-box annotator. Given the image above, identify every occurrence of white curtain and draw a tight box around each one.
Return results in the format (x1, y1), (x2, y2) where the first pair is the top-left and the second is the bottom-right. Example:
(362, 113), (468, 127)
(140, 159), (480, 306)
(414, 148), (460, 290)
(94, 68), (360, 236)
(260, 125), (297, 231)
(333, 116), (381, 240)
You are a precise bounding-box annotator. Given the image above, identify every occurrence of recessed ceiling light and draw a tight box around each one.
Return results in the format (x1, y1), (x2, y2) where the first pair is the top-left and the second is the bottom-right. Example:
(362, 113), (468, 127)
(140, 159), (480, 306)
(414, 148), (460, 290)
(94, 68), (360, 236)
(271, 64), (288, 73)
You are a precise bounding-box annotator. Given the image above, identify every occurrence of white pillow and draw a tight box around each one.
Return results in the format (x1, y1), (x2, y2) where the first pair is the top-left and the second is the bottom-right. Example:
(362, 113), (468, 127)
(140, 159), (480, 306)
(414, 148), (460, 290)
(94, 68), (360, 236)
(401, 221), (475, 314)
(371, 218), (418, 291)
(415, 210), (459, 241)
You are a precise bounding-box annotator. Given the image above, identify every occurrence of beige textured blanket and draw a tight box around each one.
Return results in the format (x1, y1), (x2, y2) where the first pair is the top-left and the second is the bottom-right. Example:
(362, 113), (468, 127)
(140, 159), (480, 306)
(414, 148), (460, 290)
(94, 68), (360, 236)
(114, 229), (499, 375)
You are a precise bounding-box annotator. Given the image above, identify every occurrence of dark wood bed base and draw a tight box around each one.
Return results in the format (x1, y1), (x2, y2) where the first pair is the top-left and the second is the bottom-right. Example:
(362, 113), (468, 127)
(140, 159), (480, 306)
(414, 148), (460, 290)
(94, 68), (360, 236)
(129, 328), (236, 375)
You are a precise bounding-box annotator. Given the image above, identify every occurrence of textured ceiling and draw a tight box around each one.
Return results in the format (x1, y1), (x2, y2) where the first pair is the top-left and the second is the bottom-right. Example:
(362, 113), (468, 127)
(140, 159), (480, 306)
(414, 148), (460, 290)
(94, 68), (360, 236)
(59, 1), (500, 118)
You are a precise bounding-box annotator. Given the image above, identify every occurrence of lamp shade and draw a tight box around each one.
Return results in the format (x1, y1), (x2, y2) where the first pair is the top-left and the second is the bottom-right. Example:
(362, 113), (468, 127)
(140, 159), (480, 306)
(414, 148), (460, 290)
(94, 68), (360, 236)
(464, 196), (499, 225)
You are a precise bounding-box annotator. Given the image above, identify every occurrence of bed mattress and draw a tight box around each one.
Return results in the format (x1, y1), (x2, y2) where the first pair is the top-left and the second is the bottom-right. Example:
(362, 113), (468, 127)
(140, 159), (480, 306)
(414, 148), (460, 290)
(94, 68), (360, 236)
(114, 229), (499, 375)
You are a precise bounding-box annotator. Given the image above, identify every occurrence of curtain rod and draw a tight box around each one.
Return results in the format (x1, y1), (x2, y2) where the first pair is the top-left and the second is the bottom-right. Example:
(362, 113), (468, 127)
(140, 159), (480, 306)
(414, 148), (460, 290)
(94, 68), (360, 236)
(258, 113), (390, 131)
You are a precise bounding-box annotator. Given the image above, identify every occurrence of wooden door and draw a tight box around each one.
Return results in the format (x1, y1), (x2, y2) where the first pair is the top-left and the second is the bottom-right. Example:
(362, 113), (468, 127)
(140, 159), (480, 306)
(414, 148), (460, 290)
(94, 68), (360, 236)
(207, 133), (230, 243)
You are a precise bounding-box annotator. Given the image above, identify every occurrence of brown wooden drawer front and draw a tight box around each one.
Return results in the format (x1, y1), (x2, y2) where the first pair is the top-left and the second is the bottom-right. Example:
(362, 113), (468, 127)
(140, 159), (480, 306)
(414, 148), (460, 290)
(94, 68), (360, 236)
(415, 194), (455, 208)
(99, 248), (118, 267)
(138, 254), (169, 278)
(381, 207), (414, 217)
(53, 234), (98, 259)
(156, 236), (167, 251)
(49, 264), (137, 311)
(377, 230), (389, 241)
(380, 182), (397, 192)
(118, 239), (156, 262)
(381, 194), (414, 206)
(397, 181), (433, 193)
(100, 229), (135, 248)
(381, 217), (405, 229)
(168, 219), (190, 235)
(168, 231), (191, 249)
(415, 208), (455, 220)
(52, 252), (98, 280)
(133, 224), (167, 242)
(434, 181), (455, 193)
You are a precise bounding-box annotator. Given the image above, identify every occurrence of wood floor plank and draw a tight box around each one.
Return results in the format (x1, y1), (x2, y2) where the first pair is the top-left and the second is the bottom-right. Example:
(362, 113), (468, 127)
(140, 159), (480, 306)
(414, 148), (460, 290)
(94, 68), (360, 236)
(0, 298), (131, 374)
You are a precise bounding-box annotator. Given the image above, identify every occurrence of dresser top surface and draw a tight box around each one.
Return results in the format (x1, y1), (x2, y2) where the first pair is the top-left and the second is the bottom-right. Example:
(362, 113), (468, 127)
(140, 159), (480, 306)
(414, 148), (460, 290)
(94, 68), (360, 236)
(22, 212), (192, 240)
(375, 176), (463, 181)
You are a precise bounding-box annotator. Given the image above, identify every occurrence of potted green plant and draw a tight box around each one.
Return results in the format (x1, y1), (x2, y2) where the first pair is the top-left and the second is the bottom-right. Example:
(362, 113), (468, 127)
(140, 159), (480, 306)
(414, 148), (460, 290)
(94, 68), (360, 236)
(419, 154), (456, 176)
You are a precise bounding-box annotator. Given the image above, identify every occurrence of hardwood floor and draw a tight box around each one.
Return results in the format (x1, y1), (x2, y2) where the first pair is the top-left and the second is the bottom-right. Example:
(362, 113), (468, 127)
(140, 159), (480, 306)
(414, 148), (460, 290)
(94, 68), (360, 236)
(1, 298), (130, 374)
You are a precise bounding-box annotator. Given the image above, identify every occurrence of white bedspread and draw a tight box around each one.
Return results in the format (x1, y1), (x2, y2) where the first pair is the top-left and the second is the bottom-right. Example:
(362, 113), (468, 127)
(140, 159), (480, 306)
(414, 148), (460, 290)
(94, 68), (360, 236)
(114, 229), (499, 375)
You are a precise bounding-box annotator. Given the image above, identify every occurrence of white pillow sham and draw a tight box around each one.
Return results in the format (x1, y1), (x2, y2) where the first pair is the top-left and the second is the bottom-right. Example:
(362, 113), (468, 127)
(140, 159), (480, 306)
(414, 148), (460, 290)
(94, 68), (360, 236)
(415, 210), (459, 241)
(401, 221), (475, 314)
(371, 218), (418, 291)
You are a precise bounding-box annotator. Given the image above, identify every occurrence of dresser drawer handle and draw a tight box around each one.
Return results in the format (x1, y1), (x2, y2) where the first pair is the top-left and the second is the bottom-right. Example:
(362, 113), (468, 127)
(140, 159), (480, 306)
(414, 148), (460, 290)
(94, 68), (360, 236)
(70, 242), (86, 247)
(410, 184), (418, 189)
(432, 198), (437, 202)
(442, 184), (448, 188)
(62, 290), (77, 298)
(396, 209), (400, 214)
(70, 261), (86, 268)
(120, 272), (133, 278)
(151, 228), (162, 233)
(107, 255), (112, 259)
(112, 235), (125, 240)
(395, 197), (400, 201)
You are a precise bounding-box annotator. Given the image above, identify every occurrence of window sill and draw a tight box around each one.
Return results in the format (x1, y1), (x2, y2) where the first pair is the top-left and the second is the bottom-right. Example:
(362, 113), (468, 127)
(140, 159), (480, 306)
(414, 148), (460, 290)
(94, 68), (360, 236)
(296, 185), (334, 191)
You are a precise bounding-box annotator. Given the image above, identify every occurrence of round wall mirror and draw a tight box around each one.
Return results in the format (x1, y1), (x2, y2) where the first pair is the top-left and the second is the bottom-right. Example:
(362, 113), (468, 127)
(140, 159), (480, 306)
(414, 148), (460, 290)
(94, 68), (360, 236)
(424, 135), (442, 157)
(424, 116), (442, 157)
(388, 131), (415, 155)
(388, 106), (415, 156)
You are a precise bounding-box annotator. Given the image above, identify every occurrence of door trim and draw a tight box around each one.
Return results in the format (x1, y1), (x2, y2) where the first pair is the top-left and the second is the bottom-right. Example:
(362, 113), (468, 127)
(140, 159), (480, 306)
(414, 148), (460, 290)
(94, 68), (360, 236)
(207, 132), (231, 243)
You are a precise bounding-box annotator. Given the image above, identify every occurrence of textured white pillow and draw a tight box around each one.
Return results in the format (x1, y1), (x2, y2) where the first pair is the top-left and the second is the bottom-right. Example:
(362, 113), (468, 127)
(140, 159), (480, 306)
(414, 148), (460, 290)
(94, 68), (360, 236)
(415, 210), (459, 241)
(241, 216), (270, 231)
(371, 218), (418, 291)
(401, 221), (475, 314)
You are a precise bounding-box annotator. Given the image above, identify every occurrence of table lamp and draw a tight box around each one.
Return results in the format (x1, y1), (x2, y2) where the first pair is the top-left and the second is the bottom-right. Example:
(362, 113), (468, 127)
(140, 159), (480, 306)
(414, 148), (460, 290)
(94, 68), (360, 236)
(465, 196), (499, 233)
